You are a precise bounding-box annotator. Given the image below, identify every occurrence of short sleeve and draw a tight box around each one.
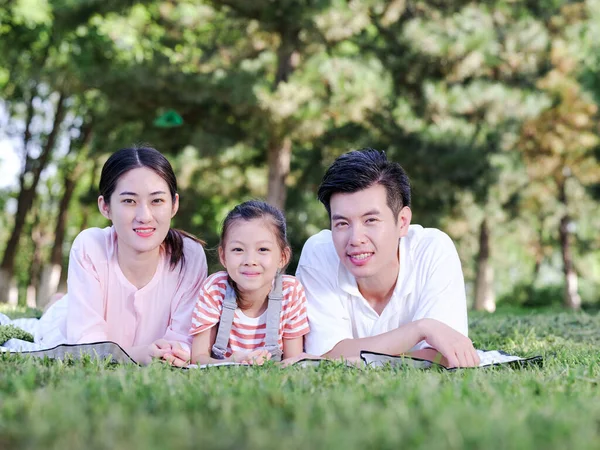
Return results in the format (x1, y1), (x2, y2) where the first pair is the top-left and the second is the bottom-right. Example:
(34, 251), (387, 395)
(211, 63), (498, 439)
(66, 230), (109, 344)
(190, 274), (225, 336)
(411, 231), (469, 350)
(296, 255), (353, 356)
(163, 239), (209, 345)
(281, 278), (310, 339)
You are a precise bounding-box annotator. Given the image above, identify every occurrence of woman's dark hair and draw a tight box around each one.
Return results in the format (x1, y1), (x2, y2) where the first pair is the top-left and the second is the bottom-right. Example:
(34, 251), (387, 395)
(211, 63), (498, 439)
(219, 200), (290, 308)
(317, 148), (411, 222)
(99, 146), (204, 269)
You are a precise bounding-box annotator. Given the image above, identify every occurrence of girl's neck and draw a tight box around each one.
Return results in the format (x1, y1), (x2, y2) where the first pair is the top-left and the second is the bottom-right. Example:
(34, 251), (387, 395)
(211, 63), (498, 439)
(117, 245), (162, 289)
(237, 284), (271, 318)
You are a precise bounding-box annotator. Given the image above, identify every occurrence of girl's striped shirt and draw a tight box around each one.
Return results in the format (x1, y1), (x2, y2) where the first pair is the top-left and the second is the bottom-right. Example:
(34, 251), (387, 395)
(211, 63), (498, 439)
(190, 271), (309, 356)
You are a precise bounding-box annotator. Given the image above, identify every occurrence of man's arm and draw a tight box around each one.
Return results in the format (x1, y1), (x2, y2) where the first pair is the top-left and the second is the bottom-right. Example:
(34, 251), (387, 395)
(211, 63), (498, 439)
(324, 318), (478, 368)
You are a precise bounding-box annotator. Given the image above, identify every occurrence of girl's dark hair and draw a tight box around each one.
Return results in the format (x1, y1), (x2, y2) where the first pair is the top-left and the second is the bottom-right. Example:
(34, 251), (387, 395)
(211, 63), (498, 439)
(220, 200), (290, 308)
(99, 146), (204, 269)
(318, 148), (411, 222)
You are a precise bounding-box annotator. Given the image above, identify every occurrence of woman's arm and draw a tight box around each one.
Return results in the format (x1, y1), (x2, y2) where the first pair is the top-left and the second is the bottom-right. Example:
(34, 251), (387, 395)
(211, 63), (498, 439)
(66, 231), (109, 344)
(163, 240), (208, 348)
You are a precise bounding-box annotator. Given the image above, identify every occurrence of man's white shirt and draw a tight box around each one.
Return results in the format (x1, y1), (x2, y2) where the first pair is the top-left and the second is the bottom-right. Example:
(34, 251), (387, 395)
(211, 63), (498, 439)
(296, 225), (468, 356)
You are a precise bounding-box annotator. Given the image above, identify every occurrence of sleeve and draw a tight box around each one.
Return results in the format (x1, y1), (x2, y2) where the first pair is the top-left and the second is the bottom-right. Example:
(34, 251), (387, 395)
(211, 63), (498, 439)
(189, 276), (224, 336)
(296, 264), (353, 356)
(281, 279), (310, 339)
(411, 231), (469, 350)
(65, 232), (109, 344)
(163, 241), (209, 346)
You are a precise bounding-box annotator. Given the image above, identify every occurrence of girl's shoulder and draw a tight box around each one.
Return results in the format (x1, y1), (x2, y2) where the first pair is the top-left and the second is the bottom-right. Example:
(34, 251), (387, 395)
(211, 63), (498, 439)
(281, 274), (305, 295)
(202, 271), (230, 290)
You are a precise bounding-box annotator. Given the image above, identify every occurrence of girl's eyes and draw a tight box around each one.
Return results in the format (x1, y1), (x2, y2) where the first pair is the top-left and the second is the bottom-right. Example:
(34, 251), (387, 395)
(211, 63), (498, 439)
(231, 248), (243, 252)
(258, 247), (270, 252)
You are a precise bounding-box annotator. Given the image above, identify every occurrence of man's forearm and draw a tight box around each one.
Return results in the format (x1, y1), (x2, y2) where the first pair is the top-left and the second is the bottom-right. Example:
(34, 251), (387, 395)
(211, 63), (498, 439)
(323, 320), (427, 359)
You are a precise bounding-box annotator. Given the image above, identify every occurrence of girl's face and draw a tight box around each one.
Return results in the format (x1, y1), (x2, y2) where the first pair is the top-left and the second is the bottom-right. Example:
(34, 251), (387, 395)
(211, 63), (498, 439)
(98, 167), (179, 259)
(219, 218), (290, 302)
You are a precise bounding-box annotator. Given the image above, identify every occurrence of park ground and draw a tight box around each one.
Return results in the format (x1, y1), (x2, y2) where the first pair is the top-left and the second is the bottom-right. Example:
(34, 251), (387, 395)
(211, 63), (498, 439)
(1, 305), (599, 450)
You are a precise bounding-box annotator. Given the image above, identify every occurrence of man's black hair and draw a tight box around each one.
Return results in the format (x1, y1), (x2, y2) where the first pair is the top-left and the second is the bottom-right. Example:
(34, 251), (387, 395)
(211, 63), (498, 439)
(317, 148), (411, 220)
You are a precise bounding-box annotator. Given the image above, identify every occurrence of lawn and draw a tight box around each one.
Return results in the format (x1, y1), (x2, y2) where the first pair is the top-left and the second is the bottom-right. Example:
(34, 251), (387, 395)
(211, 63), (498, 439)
(1, 306), (599, 450)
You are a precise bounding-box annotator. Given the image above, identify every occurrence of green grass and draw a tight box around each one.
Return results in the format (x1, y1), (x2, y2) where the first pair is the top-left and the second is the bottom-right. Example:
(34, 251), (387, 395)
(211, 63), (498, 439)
(1, 308), (599, 450)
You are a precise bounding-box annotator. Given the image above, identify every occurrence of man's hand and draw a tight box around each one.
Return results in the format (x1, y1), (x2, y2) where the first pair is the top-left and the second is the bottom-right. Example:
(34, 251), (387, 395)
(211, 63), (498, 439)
(419, 319), (480, 368)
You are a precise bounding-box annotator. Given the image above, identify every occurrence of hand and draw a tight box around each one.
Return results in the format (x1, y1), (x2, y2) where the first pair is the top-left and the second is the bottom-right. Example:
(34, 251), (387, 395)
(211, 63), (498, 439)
(231, 349), (272, 365)
(150, 339), (190, 368)
(419, 319), (480, 368)
(280, 352), (321, 367)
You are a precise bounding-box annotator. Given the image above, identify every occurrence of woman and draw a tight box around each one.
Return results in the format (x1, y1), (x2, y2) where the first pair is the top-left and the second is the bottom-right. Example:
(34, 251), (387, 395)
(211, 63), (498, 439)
(2, 147), (207, 366)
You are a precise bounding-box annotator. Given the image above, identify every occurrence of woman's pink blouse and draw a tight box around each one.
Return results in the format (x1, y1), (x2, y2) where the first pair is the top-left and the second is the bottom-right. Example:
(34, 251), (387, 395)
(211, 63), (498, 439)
(66, 227), (207, 348)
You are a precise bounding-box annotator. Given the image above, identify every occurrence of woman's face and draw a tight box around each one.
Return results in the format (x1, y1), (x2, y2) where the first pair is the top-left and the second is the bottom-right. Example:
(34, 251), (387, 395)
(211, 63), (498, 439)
(98, 167), (179, 259)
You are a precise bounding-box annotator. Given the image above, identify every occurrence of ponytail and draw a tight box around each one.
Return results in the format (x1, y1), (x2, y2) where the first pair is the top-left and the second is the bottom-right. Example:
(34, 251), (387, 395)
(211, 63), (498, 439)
(163, 228), (206, 270)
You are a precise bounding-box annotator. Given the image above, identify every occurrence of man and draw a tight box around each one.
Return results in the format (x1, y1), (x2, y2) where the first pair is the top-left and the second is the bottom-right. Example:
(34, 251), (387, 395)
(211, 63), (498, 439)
(296, 148), (479, 367)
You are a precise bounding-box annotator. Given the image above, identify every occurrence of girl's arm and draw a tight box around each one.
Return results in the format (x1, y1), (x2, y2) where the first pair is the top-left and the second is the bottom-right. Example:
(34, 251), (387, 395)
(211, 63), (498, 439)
(191, 326), (270, 365)
(282, 336), (304, 359)
(191, 325), (226, 364)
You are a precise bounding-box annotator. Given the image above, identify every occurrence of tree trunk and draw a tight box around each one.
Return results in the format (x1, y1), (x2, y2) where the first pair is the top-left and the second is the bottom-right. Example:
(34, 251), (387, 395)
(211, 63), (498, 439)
(37, 174), (76, 309)
(266, 136), (292, 210)
(265, 28), (299, 211)
(0, 86), (37, 303)
(474, 218), (496, 312)
(558, 180), (581, 310)
(27, 204), (45, 308)
(0, 91), (67, 302)
(38, 122), (93, 308)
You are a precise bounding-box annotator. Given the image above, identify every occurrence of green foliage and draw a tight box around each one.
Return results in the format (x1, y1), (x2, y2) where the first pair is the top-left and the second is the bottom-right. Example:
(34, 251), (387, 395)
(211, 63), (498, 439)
(0, 325), (34, 345)
(0, 310), (599, 449)
(0, 0), (599, 307)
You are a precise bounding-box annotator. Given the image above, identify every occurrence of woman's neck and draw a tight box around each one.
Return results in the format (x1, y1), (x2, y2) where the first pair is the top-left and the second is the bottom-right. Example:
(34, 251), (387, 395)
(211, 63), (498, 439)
(117, 245), (162, 289)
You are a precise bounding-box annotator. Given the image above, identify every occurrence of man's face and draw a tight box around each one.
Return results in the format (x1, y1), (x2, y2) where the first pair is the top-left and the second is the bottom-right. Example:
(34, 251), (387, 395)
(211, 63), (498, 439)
(330, 184), (411, 285)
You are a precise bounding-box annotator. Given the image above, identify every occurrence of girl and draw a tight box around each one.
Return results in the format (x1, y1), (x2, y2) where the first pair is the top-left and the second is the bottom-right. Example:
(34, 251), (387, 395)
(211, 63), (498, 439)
(2, 147), (207, 367)
(190, 200), (309, 365)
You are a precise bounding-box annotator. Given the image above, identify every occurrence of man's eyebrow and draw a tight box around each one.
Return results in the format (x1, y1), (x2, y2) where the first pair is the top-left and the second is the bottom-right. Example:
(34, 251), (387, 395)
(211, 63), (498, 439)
(331, 214), (348, 221)
(362, 209), (381, 216)
(150, 191), (168, 195)
(332, 209), (381, 221)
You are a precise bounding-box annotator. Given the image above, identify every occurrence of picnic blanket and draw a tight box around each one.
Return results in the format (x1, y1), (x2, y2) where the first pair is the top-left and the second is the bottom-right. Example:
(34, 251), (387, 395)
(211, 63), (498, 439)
(360, 350), (544, 370)
(1, 341), (137, 364)
(1, 314), (542, 369)
(2, 341), (542, 369)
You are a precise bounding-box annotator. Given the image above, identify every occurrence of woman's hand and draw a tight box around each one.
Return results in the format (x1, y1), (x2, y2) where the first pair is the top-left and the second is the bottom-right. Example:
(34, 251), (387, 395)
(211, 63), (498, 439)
(230, 349), (272, 365)
(150, 339), (190, 367)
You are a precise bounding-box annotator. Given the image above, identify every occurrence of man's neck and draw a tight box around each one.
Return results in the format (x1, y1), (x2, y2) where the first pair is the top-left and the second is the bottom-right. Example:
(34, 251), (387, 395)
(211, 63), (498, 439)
(356, 258), (400, 316)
